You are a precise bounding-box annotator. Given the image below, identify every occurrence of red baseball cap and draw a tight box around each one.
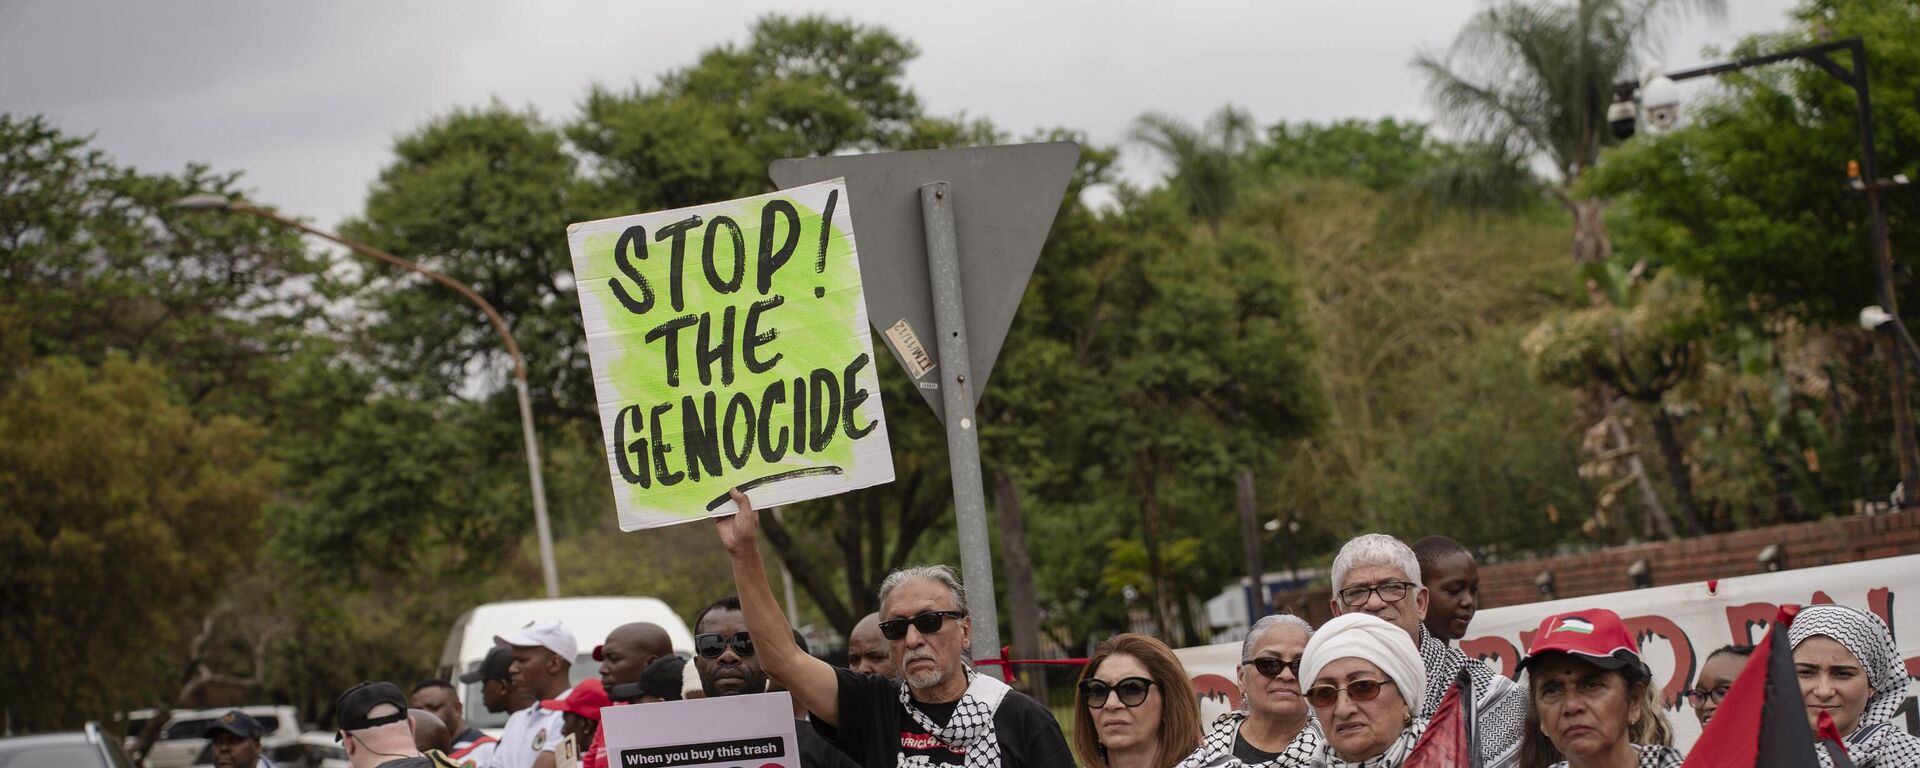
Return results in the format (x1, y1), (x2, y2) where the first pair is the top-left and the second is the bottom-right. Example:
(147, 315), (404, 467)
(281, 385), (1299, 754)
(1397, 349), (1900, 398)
(591, 644), (606, 662)
(1517, 608), (1650, 678)
(540, 678), (612, 721)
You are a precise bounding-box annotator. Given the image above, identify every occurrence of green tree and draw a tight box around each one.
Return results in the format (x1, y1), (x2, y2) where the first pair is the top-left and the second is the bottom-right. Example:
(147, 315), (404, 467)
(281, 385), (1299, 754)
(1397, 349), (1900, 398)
(0, 356), (276, 731)
(1130, 106), (1257, 236)
(1412, 0), (1726, 263)
(1583, 0), (1920, 325)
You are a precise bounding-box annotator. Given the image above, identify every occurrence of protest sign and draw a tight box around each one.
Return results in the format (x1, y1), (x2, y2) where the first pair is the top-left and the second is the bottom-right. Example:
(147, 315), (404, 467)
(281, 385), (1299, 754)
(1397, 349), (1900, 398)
(600, 693), (798, 768)
(1173, 554), (1920, 750)
(567, 180), (894, 530)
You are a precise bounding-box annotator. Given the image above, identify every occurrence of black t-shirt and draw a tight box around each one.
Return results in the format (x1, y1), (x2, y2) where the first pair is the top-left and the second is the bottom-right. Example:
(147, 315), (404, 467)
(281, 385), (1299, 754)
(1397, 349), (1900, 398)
(796, 720), (861, 768)
(377, 757), (435, 768)
(1231, 732), (1283, 765)
(829, 668), (1073, 768)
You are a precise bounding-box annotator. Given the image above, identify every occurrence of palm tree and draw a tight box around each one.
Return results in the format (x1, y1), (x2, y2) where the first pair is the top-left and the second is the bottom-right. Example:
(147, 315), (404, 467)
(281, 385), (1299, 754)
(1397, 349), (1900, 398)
(1412, 0), (1725, 264)
(1130, 106), (1257, 237)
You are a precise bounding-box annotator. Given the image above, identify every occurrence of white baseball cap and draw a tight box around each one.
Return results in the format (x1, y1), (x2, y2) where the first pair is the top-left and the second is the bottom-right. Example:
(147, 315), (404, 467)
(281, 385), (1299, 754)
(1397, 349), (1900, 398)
(495, 620), (579, 662)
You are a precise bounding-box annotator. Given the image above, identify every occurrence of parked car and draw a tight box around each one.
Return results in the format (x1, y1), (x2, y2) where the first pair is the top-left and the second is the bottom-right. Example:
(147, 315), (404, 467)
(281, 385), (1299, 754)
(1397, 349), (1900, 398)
(110, 710), (160, 756)
(146, 707), (300, 768)
(438, 597), (693, 732)
(0, 723), (136, 768)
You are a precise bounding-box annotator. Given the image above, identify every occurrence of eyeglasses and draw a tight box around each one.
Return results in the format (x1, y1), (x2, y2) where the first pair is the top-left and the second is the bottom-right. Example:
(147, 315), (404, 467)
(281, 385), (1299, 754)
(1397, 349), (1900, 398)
(694, 632), (754, 659)
(1080, 677), (1156, 708)
(1336, 582), (1418, 607)
(1304, 679), (1396, 708)
(1684, 686), (1729, 706)
(877, 611), (967, 641)
(1242, 656), (1303, 679)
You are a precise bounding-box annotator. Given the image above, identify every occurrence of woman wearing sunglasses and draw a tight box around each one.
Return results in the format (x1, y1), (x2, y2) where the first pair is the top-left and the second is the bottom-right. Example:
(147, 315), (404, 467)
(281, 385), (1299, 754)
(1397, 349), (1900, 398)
(1177, 614), (1323, 768)
(1516, 608), (1680, 768)
(1072, 634), (1203, 768)
(1297, 613), (1428, 767)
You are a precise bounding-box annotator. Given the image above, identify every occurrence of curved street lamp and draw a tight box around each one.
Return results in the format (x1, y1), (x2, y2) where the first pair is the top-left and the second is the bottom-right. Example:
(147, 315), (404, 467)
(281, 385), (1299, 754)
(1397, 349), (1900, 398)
(177, 193), (561, 598)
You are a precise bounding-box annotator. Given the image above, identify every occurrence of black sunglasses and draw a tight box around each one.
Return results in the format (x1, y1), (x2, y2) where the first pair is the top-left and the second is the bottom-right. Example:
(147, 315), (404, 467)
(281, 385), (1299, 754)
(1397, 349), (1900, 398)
(694, 632), (754, 659)
(878, 611), (967, 641)
(1080, 677), (1156, 708)
(1242, 656), (1303, 679)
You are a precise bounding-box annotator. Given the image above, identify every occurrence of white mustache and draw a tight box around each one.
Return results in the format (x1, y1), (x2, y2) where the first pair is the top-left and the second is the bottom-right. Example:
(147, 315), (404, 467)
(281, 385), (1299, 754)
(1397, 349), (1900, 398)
(903, 649), (938, 665)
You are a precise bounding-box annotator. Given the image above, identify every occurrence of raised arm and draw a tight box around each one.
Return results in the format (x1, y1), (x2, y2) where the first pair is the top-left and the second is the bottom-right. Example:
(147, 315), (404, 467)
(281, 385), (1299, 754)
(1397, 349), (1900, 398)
(714, 488), (843, 725)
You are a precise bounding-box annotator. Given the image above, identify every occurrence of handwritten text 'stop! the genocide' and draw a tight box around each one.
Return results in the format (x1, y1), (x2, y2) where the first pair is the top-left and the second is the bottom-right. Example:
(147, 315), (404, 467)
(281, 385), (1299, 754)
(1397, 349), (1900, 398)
(567, 179), (894, 531)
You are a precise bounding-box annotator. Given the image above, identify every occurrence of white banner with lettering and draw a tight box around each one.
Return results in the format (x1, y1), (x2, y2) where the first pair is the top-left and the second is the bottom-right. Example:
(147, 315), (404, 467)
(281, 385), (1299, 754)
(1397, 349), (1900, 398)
(1173, 554), (1920, 750)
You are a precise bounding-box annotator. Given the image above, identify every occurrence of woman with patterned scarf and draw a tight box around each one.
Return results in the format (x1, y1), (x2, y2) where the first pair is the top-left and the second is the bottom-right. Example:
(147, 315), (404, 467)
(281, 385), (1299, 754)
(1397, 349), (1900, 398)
(1790, 604), (1920, 768)
(1300, 613), (1428, 767)
(1176, 614), (1325, 768)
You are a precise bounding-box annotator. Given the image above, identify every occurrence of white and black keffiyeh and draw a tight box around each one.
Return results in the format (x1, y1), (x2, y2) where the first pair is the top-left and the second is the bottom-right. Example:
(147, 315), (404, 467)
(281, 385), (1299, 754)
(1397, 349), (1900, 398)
(1175, 711), (1325, 768)
(1790, 604), (1920, 768)
(1325, 719), (1426, 768)
(1419, 626), (1525, 768)
(897, 668), (1010, 768)
(1546, 744), (1683, 768)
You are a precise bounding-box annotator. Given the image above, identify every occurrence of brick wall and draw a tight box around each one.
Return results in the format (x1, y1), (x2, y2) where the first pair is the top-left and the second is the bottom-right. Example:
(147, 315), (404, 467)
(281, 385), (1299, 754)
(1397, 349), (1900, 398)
(1477, 508), (1920, 609)
(1265, 509), (1920, 616)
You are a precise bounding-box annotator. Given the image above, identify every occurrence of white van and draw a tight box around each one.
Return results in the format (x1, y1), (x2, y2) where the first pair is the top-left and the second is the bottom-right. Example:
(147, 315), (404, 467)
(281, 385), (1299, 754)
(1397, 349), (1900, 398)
(437, 597), (694, 731)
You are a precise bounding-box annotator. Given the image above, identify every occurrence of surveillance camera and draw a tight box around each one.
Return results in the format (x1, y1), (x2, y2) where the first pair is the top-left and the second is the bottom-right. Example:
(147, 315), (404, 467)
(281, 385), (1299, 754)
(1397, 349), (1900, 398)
(1639, 69), (1681, 132)
(1608, 100), (1637, 141)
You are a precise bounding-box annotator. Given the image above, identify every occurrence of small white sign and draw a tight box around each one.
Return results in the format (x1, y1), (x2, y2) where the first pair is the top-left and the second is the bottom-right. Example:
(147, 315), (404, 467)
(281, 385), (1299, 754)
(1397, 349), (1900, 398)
(600, 693), (799, 768)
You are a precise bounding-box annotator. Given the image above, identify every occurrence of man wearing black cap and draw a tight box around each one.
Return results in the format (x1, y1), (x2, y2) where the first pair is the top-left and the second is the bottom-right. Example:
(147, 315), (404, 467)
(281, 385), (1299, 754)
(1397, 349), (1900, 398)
(336, 681), (433, 768)
(461, 647), (535, 721)
(625, 656), (687, 704)
(205, 710), (274, 768)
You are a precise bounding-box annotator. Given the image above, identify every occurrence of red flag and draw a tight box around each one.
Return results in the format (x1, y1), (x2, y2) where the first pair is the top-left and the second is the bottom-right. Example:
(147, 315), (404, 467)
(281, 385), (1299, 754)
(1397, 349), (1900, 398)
(1683, 606), (1848, 768)
(1407, 668), (1475, 768)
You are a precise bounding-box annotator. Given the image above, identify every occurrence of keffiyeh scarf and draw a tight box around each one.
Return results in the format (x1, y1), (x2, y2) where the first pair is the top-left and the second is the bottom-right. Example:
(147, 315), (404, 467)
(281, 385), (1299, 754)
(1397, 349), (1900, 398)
(898, 669), (1011, 768)
(1790, 605), (1920, 768)
(1326, 719), (1427, 768)
(1419, 627), (1525, 768)
(1546, 744), (1683, 768)
(1175, 711), (1325, 768)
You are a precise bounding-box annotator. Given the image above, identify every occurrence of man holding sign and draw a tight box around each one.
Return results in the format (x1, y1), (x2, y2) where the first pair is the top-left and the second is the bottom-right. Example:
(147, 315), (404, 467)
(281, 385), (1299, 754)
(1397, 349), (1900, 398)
(715, 489), (1073, 768)
(566, 180), (893, 531)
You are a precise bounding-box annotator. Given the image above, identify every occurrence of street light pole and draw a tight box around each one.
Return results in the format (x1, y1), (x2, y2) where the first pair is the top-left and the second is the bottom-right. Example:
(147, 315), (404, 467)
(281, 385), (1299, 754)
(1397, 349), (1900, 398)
(1614, 37), (1920, 506)
(175, 194), (562, 597)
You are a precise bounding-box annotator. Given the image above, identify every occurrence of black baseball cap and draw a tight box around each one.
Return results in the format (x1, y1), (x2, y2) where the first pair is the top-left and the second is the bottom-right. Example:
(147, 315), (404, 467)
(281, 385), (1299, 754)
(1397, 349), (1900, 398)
(638, 655), (687, 701)
(202, 710), (262, 740)
(334, 681), (409, 740)
(458, 647), (515, 684)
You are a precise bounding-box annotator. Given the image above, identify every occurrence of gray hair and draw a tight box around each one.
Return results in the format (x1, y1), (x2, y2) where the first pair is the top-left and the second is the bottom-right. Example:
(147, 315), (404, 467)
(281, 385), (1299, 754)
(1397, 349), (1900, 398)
(877, 564), (969, 616)
(1241, 614), (1313, 661)
(1330, 533), (1421, 592)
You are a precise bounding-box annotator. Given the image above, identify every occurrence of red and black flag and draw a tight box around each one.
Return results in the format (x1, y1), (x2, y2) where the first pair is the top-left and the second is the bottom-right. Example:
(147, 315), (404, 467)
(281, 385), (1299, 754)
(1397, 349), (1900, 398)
(1682, 606), (1855, 768)
(1406, 667), (1478, 768)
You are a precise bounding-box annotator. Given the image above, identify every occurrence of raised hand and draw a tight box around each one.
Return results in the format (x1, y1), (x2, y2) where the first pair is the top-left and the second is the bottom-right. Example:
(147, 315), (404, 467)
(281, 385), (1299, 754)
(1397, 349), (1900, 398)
(713, 487), (760, 555)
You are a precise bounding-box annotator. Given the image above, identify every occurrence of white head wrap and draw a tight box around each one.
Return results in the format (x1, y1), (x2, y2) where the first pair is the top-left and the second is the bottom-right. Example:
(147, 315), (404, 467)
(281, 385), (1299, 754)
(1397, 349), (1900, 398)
(1300, 612), (1426, 712)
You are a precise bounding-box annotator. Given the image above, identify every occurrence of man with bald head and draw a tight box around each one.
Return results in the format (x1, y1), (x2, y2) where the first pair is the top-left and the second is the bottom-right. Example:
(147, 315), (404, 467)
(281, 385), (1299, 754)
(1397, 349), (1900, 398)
(845, 613), (893, 679)
(595, 622), (673, 691)
(408, 710), (452, 755)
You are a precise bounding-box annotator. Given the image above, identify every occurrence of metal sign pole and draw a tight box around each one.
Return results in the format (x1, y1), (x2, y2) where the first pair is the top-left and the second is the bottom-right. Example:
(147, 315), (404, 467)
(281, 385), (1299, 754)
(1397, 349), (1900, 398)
(919, 181), (1001, 663)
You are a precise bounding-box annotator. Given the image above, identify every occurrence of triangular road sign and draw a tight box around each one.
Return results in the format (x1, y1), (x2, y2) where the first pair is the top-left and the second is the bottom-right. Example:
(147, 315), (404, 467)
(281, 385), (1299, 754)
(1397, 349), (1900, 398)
(769, 141), (1079, 418)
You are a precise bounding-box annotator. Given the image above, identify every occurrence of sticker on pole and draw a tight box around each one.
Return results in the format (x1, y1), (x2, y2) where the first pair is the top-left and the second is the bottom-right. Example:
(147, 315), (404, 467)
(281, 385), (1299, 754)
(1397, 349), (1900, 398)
(567, 179), (894, 530)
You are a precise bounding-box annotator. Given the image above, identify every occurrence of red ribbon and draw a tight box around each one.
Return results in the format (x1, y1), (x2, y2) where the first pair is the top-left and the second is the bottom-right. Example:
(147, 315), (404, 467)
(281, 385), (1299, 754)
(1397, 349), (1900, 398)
(972, 646), (1090, 682)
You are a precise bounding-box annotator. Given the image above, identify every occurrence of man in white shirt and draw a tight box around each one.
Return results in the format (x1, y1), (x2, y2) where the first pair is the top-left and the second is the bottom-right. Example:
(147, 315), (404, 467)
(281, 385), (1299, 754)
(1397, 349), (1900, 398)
(487, 621), (577, 768)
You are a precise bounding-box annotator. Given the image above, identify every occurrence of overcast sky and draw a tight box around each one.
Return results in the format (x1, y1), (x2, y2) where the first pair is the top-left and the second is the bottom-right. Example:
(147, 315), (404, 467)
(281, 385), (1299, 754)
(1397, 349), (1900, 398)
(3, 0), (1800, 230)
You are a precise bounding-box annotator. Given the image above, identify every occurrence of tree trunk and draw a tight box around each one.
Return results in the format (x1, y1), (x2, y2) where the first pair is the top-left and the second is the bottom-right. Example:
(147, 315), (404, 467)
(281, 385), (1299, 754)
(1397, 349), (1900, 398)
(991, 467), (1046, 702)
(1139, 464), (1174, 642)
(1567, 195), (1612, 265)
(1236, 469), (1264, 622)
(1738, 389), (1804, 524)
(1602, 393), (1677, 540)
(1646, 404), (1706, 535)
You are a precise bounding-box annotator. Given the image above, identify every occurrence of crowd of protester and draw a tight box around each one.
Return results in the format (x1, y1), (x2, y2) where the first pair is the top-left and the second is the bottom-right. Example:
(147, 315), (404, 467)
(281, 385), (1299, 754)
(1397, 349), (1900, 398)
(306, 488), (1917, 768)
